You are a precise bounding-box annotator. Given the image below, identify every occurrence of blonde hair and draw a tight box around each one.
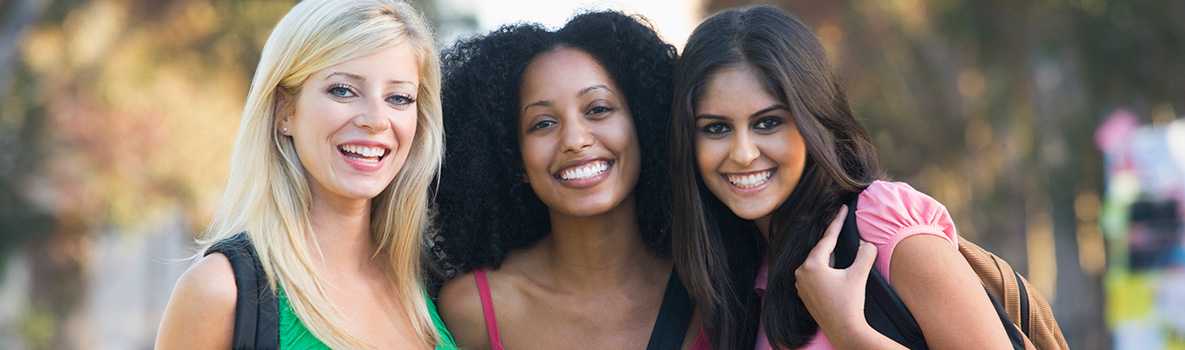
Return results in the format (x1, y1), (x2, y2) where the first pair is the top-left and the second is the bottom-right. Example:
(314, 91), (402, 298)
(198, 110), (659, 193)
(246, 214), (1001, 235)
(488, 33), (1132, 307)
(200, 0), (443, 348)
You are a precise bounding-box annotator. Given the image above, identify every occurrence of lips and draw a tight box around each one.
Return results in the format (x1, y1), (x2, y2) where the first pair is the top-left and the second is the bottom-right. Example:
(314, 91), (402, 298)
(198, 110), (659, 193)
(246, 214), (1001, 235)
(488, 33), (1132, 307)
(337, 141), (391, 172)
(724, 169), (774, 190)
(552, 159), (614, 188)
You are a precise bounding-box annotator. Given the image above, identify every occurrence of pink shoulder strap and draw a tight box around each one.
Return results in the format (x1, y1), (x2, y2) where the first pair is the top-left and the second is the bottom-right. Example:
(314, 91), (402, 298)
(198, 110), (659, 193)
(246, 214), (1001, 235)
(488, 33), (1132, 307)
(473, 269), (505, 350)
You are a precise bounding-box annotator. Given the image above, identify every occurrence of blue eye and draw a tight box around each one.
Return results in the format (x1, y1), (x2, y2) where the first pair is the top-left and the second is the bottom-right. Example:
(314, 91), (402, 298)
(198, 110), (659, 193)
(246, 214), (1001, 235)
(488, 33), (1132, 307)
(328, 84), (356, 98)
(387, 94), (415, 106)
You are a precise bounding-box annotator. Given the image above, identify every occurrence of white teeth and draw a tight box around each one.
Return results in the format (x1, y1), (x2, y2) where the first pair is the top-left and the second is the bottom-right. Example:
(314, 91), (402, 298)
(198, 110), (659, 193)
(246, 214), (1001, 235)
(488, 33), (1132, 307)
(559, 160), (610, 181)
(726, 170), (772, 189)
(340, 144), (386, 158)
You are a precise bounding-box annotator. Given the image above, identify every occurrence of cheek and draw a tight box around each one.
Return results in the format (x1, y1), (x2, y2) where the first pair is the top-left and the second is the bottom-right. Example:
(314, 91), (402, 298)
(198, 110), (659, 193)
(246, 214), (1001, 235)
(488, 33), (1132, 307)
(766, 131), (807, 181)
(694, 138), (724, 177)
(519, 137), (553, 180)
(604, 117), (640, 166)
(393, 111), (417, 149)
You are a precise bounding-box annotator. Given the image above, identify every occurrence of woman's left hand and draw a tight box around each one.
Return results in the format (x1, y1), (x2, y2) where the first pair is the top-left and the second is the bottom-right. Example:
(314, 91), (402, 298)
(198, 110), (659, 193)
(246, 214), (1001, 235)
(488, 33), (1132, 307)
(794, 205), (880, 341)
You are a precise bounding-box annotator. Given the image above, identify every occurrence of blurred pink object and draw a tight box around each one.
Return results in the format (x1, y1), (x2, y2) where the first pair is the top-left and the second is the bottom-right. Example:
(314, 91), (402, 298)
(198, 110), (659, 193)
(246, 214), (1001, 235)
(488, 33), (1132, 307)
(1095, 109), (1139, 154)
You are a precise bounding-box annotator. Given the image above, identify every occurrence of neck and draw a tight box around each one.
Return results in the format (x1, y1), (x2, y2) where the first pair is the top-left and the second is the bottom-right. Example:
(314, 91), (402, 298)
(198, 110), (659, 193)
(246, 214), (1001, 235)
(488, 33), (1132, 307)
(307, 184), (376, 275)
(755, 215), (772, 265)
(536, 196), (664, 290)
(755, 216), (772, 240)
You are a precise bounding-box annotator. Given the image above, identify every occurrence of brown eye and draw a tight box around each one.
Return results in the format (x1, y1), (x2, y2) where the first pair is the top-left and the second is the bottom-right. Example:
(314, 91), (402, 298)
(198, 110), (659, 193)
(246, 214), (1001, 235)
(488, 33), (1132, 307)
(700, 122), (730, 135)
(530, 119), (557, 131)
(753, 117), (782, 131)
(587, 105), (613, 115)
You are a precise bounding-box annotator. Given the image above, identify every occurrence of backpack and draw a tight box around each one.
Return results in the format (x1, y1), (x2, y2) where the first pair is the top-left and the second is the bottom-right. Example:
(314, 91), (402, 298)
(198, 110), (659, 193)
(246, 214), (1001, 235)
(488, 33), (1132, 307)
(834, 194), (1069, 350)
(205, 232), (280, 350)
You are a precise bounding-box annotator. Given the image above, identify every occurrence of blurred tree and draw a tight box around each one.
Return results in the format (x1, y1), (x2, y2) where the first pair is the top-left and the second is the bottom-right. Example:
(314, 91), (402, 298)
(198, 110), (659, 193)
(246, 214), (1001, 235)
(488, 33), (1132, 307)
(2, 0), (294, 347)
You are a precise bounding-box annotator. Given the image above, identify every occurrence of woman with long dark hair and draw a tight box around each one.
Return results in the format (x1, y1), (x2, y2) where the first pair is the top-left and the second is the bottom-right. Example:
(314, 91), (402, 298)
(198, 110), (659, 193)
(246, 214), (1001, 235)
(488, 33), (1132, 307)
(433, 10), (705, 350)
(670, 6), (1013, 349)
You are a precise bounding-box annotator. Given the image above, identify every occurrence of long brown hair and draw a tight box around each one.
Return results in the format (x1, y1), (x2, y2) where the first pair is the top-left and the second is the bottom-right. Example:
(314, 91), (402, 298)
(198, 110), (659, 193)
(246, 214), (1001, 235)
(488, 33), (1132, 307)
(670, 5), (881, 349)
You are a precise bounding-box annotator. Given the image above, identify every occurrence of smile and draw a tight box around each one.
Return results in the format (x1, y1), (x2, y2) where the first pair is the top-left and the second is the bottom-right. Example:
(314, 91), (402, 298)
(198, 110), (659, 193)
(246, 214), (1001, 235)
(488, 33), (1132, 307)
(724, 169), (774, 190)
(553, 159), (613, 188)
(337, 142), (391, 172)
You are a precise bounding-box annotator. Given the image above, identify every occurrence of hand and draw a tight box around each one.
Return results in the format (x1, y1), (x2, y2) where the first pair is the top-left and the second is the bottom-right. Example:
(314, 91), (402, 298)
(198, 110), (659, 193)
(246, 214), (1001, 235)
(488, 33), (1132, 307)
(794, 205), (879, 340)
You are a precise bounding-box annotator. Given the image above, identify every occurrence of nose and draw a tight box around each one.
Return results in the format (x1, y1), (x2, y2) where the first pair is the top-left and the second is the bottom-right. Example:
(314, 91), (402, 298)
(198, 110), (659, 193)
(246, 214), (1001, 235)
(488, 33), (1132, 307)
(560, 118), (595, 153)
(728, 131), (759, 166)
(353, 96), (391, 133)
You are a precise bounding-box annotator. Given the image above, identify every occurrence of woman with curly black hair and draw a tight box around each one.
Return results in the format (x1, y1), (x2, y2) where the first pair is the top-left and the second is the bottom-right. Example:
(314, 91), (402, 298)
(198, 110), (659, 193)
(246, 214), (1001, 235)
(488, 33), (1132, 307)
(433, 10), (707, 350)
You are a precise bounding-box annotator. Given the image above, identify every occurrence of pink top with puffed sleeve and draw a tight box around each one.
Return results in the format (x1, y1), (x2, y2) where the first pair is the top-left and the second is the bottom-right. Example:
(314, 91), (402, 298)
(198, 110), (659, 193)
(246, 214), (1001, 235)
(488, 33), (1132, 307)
(754, 180), (961, 350)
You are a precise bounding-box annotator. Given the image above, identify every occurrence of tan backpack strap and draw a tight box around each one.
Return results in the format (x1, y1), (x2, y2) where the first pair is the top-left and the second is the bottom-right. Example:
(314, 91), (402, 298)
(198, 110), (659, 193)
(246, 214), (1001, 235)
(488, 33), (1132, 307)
(994, 253), (1024, 333)
(1020, 276), (1070, 350)
(959, 240), (1023, 327)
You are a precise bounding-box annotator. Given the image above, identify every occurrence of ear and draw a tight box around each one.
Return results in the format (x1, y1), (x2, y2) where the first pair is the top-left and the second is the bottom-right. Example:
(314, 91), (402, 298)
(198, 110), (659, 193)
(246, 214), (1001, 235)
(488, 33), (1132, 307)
(275, 88), (296, 136)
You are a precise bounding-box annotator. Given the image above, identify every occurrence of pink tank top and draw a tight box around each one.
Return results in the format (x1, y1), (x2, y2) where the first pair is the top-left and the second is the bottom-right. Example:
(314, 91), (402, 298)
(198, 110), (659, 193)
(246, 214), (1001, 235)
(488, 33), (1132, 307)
(473, 269), (712, 349)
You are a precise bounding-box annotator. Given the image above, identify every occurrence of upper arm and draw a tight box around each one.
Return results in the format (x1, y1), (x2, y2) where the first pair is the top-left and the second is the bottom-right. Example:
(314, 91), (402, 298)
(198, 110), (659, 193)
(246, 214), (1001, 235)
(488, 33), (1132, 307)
(438, 272), (491, 350)
(889, 235), (1012, 350)
(155, 253), (237, 350)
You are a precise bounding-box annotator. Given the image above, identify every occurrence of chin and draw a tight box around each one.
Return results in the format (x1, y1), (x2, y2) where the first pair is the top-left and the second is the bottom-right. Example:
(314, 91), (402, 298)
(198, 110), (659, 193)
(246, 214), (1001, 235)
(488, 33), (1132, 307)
(724, 202), (774, 221)
(337, 183), (390, 200)
(557, 196), (619, 217)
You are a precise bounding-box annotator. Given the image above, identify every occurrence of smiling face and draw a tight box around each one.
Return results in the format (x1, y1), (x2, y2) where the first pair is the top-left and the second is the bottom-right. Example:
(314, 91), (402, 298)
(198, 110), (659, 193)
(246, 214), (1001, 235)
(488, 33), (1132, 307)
(694, 64), (807, 222)
(281, 42), (420, 204)
(517, 47), (641, 217)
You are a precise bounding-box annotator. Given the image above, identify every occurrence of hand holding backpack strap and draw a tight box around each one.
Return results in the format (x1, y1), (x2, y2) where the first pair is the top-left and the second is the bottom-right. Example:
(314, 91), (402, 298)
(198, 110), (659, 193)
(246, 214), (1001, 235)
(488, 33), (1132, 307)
(836, 192), (1026, 350)
(834, 194), (928, 349)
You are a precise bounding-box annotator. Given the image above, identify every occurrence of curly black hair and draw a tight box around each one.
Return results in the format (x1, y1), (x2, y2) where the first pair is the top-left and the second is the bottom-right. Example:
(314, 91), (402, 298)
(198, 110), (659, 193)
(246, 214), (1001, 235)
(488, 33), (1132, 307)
(431, 10), (678, 276)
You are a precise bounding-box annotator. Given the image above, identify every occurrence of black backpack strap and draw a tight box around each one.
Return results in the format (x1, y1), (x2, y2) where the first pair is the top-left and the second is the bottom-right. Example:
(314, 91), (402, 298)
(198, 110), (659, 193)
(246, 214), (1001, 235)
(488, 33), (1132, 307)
(1014, 270), (1031, 337)
(646, 269), (696, 350)
(983, 285), (1028, 349)
(205, 232), (280, 350)
(834, 195), (928, 349)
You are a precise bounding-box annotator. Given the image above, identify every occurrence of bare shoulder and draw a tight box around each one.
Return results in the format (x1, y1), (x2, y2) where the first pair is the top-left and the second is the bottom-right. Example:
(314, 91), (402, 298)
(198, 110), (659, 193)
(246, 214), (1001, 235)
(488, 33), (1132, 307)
(889, 235), (1012, 349)
(438, 271), (491, 349)
(155, 253), (238, 350)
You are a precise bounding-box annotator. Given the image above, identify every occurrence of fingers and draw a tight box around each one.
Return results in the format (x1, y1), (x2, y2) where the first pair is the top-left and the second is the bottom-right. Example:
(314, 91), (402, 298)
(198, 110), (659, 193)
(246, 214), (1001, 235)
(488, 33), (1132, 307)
(852, 241), (878, 280)
(808, 205), (848, 266)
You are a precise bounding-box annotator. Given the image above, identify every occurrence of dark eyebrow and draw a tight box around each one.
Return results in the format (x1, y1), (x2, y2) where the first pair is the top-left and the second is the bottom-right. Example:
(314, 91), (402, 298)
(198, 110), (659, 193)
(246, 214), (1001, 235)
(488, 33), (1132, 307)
(522, 100), (552, 113)
(522, 85), (613, 113)
(695, 114), (728, 121)
(749, 104), (790, 118)
(579, 84), (612, 96)
(695, 104), (790, 122)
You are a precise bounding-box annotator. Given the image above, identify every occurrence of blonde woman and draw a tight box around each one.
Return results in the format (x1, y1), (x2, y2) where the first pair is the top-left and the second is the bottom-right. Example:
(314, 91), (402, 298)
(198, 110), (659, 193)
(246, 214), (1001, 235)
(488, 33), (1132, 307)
(155, 0), (455, 348)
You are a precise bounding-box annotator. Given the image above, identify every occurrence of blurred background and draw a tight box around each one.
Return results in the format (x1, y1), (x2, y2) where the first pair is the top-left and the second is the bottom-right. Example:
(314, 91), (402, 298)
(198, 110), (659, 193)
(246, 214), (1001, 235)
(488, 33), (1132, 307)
(0, 0), (1182, 349)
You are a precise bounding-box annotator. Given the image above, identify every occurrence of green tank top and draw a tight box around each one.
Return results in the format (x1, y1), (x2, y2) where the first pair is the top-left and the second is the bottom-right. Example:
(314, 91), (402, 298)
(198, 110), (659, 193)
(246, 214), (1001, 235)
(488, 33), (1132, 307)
(278, 287), (458, 349)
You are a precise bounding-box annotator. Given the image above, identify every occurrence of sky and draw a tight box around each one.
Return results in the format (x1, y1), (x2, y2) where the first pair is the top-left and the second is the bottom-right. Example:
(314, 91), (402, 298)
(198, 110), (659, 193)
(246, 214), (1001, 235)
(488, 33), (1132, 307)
(441, 0), (702, 50)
